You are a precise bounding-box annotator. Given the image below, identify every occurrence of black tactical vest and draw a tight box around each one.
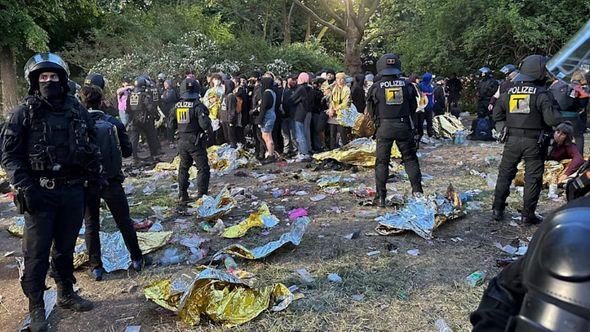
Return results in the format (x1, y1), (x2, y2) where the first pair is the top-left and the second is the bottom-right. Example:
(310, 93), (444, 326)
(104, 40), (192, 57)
(25, 96), (97, 178)
(505, 83), (544, 130)
(375, 77), (411, 119)
(174, 100), (202, 136)
(128, 89), (152, 123)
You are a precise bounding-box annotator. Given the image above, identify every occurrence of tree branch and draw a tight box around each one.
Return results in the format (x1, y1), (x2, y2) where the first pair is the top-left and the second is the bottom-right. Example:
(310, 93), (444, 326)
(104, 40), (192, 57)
(360, 29), (383, 48)
(319, 0), (346, 29)
(360, 0), (380, 25)
(346, 0), (364, 34)
(293, 0), (347, 36)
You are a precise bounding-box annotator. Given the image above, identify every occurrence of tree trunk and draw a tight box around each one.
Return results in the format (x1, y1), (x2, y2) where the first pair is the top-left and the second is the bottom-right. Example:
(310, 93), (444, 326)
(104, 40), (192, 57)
(345, 33), (363, 75)
(304, 16), (311, 43)
(0, 46), (18, 115)
(283, 1), (295, 44)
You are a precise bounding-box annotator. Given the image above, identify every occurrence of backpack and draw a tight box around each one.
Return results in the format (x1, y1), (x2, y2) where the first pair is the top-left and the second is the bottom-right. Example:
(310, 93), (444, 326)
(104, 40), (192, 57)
(470, 117), (494, 141)
(94, 116), (122, 179)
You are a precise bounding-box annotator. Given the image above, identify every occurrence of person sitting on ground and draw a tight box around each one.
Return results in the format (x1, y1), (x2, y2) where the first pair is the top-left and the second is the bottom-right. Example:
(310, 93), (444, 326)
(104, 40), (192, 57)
(549, 121), (585, 183)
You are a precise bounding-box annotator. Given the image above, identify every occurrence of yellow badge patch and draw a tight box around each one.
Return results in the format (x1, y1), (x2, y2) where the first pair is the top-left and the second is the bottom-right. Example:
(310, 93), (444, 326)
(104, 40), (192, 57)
(509, 94), (531, 114)
(176, 107), (190, 124)
(385, 87), (403, 105)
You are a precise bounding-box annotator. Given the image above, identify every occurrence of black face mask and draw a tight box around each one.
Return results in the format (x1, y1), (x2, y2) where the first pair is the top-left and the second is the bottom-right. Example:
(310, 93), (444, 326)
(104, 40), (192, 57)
(39, 81), (62, 100)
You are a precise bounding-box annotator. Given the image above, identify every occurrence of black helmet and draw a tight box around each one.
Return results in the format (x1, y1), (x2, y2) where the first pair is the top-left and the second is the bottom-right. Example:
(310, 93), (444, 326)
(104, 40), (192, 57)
(24, 52), (70, 94)
(499, 64), (517, 75)
(376, 54), (402, 76)
(67, 80), (80, 96)
(512, 55), (548, 82)
(84, 73), (106, 89)
(180, 78), (200, 99)
(135, 76), (148, 89)
(157, 73), (166, 82)
(511, 200), (590, 331)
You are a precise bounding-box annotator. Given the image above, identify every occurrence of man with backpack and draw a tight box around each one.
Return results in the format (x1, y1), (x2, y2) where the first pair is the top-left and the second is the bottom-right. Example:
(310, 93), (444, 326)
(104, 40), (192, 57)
(127, 76), (161, 163)
(168, 77), (212, 204)
(78, 85), (145, 281)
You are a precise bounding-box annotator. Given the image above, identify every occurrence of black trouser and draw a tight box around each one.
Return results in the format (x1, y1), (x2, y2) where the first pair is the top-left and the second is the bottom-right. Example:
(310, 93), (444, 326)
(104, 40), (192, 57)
(22, 184), (85, 298)
(129, 120), (160, 158)
(415, 108), (434, 137)
(221, 122), (237, 148)
(253, 125), (266, 158)
(375, 118), (423, 196)
(492, 134), (545, 217)
(178, 135), (210, 196)
(312, 113), (327, 151)
(329, 123), (351, 149)
(84, 180), (142, 270)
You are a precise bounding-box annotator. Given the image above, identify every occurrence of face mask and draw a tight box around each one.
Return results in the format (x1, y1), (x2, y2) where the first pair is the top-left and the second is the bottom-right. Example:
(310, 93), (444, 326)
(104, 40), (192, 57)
(39, 81), (62, 100)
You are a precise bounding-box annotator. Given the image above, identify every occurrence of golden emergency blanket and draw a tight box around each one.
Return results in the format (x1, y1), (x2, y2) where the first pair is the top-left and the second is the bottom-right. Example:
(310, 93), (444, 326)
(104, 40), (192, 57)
(221, 203), (279, 239)
(196, 186), (236, 221)
(144, 267), (295, 327)
(153, 156), (198, 179)
(514, 160), (569, 187)
(207, 144), (259, 175)
(313, 138), (401, 167)
(432, 114), (465, 138)
(352, 112), (376, 138)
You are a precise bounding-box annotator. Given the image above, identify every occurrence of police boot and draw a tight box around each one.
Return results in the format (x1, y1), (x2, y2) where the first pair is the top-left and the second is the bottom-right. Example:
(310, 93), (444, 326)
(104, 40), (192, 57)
(372, 195), (386, 208)
(57, 283), (93, 312)
(492, 209), (504, 221)
(522, 214), (543, 225)
(178, 191), (190, 206)
(28, 292), (48, 332)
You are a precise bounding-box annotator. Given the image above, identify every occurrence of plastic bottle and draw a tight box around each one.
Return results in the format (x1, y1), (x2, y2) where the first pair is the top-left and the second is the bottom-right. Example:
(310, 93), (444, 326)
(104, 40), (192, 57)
(466, 271), (486, 287)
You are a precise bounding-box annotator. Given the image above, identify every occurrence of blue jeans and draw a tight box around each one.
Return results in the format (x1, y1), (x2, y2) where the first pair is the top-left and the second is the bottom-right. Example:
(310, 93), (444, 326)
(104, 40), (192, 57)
(294, 120), (309, 156)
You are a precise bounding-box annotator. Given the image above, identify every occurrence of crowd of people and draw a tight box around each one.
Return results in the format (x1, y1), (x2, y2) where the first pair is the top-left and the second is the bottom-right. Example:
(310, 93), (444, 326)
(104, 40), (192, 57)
(2, 46), (590, 332)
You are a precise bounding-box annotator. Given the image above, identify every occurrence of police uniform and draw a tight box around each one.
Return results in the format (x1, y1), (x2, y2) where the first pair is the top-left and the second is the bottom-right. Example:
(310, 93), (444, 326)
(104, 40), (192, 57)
(478, 68), (499, 117)
(492, 55), (563, 224)
(472, 196), (590, 331)
(168, 78), (211, 202)
(1, 53), (98, 331)
(367, 54), (423, 207)
(127, 77), (161, 160)
(83, 109), (143, 280)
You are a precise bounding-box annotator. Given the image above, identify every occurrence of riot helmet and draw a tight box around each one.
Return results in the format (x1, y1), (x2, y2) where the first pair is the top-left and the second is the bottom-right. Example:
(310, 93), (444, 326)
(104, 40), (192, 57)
(376, 54), (402, 76)
(84, 73), (106, 90)
(24, 52), (70, 94)
(180, 77), (200, 100)
(67, 80), (80, 97)
(478, 67), (492, 78)
(135, 76), (148, 89)
(510, 202), (590, 331)
(157, 73), (166, 82)
(500, 64), (517, 76)
(512, 55), (548, 82)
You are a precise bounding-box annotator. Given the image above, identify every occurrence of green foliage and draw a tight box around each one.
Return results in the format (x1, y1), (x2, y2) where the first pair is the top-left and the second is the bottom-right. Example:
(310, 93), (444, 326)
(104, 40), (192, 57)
(378, 0), (590, 76)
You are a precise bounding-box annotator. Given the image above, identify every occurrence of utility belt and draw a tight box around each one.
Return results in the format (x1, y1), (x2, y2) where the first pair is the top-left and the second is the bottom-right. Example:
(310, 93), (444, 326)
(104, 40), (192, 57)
(36, 176), (86, 190)
(506, 128), (549, 147)
(380, 116), (411, 123)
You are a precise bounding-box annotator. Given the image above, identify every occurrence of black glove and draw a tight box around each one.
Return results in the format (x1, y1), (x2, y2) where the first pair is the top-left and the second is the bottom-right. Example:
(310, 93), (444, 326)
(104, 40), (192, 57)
(23, 185), (43, 214)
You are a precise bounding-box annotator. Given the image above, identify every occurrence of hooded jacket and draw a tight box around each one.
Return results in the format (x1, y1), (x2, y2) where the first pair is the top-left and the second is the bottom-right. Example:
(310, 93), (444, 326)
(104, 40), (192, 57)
(418, 72), (434, 109)
(219, 80), (237, 124)
(257, 77), (276, 125)
(351, 74), (366, 113)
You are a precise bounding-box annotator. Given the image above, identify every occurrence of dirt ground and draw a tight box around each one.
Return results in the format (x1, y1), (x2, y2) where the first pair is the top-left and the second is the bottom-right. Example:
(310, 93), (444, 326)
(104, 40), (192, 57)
(0, 128), (578, 332)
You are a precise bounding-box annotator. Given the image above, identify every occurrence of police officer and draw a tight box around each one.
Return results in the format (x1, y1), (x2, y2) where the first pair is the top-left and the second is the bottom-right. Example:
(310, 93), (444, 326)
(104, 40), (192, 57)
(127, 76), (161, 162)
(367, 53), (423, 208)
(168, 77), (212, 204)
(78, 85), (146, 281)
(491, 55), (563, 225)
(489, 64), (518, 110)
(1, 53), (100, 331)
(477, 67), (500, 117)
(471, 195), (590, 331)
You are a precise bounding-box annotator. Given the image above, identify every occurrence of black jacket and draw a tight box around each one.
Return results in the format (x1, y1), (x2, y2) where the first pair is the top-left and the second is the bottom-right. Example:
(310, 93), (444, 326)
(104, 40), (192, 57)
(351, 74), (366, 113)
(89, 109), (133, 158)
(292, 84), (311, 123)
